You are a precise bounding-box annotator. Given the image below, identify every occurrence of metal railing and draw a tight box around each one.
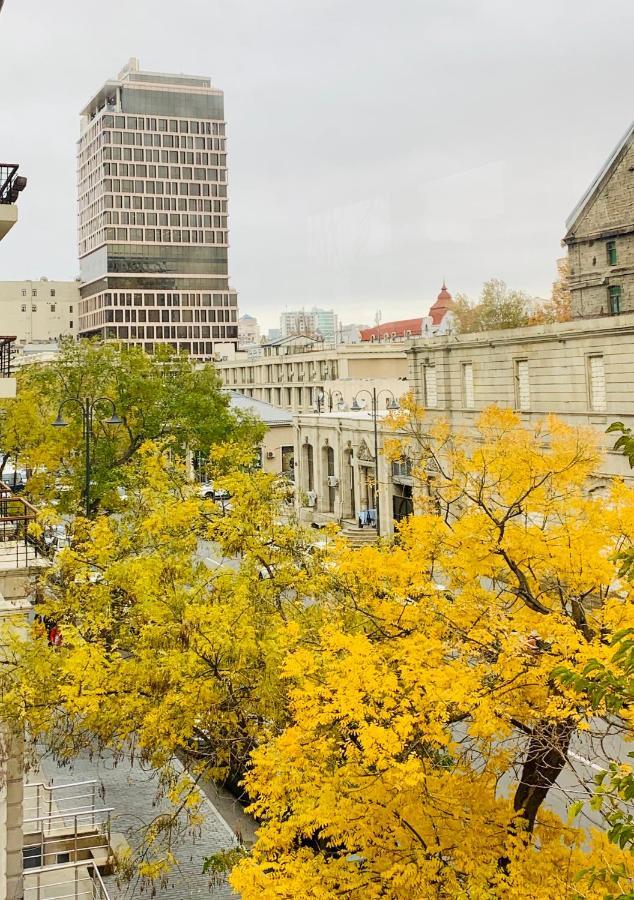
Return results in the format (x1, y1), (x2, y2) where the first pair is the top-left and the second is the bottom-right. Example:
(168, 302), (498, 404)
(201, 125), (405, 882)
(24, 861), (112, 900)
(24, 781), (101, 829)
(0, 162), (27, 204)
(0, 335), (15, 377)
(0, 481), (41, 568)
(23, 805), (113, 862)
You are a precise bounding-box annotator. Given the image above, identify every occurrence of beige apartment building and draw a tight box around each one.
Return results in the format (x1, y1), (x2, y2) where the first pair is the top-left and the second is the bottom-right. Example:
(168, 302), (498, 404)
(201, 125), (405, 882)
(216, 340), (409, 413)
(0, 278), (79, 344)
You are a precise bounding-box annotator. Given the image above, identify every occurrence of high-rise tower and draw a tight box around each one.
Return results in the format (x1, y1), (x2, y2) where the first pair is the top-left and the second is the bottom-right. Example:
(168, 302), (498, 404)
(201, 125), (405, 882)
(77, 58), (238, 358)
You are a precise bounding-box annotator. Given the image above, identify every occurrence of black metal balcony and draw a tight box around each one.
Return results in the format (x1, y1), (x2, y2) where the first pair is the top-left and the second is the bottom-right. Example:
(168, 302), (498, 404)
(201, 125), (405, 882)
(0, 335), (15, 378)
(0, 163), (27, 204)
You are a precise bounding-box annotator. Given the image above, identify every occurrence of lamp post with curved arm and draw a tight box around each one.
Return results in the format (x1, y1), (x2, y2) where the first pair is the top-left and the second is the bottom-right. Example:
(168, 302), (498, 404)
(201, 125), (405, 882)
(351, 388), (399, 537)
(52, 397), (123, 517)
(314, 389), (345, 413)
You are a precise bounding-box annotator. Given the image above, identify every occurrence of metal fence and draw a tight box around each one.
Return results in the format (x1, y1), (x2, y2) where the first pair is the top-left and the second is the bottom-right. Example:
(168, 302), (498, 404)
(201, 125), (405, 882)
(24, 861), (112, 900)
(23, 780), (113, 899)
(0, 480), (42, 568)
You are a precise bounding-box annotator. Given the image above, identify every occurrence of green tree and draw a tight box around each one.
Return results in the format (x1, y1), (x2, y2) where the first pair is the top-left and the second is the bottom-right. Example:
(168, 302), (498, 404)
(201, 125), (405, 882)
(15, 340), (263, 512)
(452, 278), (533, 333)
(529, 258), (573, 324)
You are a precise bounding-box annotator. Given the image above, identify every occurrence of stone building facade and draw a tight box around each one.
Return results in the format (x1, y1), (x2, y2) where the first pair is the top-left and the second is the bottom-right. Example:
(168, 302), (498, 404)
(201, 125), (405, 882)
(294, 411), (407, 537)
(407, 315), (634, 481)
(564, 122), (634, 319)
(216, 341), (409, 414)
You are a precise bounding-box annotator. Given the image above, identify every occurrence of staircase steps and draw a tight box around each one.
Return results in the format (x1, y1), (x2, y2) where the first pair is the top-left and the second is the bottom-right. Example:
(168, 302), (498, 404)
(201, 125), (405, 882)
(341, 524), (378, 548)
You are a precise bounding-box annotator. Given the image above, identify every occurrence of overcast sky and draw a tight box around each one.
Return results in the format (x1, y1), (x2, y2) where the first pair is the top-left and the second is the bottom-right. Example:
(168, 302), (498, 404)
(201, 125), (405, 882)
(2, 0), (633, 330)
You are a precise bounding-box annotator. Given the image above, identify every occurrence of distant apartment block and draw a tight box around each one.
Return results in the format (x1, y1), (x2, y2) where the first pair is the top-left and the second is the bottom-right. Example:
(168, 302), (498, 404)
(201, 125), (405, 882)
(280, 307), (337, 342)
(77, 58), (238, 359)
(0, 279), (78, 344)
(238, 313), (260, 346)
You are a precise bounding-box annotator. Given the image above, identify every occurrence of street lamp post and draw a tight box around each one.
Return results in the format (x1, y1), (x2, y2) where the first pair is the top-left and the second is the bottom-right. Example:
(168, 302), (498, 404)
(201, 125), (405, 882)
(314, 389), (345, 413)
(351, 388), (399, 537)
(52, 397), (123, 517)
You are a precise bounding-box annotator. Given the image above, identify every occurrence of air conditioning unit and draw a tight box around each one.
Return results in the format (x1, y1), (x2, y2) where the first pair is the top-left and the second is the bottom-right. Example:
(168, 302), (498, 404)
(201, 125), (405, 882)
(327, 475), (338, 488)
(306, 491), (317, 507)
(266, 451), (274, 459)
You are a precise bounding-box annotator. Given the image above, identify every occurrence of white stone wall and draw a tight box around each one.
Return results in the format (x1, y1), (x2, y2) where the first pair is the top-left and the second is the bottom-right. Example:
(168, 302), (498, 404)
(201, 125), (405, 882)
(0, 280), (78, 344)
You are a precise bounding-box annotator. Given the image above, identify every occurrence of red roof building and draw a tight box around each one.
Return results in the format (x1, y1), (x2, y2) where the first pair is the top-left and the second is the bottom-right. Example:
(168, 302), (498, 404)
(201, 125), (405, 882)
(360, 284), (453, 341)
(428, 282), (453, 326)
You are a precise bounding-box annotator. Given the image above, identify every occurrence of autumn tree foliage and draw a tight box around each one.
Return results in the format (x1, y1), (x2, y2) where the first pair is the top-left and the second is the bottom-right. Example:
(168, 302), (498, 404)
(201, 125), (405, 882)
(529, 258), (573, 324)
(451, 278), (533, 333)
(231, 405), (634, 898)
(2, 407), (634, 896)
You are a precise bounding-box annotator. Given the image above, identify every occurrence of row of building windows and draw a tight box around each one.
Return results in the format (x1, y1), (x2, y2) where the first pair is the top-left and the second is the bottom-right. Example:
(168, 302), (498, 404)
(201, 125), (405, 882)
(101, 115), (225, 136)
(20, 304), (73, 313)
(235, 385), (328, 411)
(103, 170), (225, 191)
(101, 307), (235, 323)
(104, 158), (224, 176)
(92, 325), (236, 341)
(420, 355), (608, 413)
(103, 130), (223, 153)
(220, 359), (339, 386)
(104, 210), (225, 227)
(103, 228), (227, 245)
(79, 291), (236, 317)
(103, 180), (225, 206)
(20, 288), (56, 297)
(101, 144), (223, 163)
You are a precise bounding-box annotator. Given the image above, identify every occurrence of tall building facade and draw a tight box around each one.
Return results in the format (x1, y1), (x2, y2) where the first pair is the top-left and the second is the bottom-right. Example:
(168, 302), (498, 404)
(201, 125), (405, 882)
(0, 279), (79, 344)
(77, 59), (238, 358)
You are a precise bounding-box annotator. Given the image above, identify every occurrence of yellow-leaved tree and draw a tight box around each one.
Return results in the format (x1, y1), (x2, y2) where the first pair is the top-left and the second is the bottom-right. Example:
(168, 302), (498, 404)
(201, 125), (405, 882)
(3, 406), (634, 896)
(0, 440), (329, 878)
(231, 404), (634, 898)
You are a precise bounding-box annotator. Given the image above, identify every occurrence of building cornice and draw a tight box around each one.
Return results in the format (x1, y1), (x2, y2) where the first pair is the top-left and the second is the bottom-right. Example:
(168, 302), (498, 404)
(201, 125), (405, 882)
(407, 317), (634, 353)
(564, 221), (634, 246)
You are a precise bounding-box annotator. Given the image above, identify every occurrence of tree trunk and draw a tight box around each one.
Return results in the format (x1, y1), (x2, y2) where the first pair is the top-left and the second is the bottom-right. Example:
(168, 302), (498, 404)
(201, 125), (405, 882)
(512, 719), (574, 833)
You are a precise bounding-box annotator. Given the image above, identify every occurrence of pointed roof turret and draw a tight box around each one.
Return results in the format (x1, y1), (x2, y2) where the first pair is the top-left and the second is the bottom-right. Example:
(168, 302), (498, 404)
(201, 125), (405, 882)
(428, 282), (453, 325)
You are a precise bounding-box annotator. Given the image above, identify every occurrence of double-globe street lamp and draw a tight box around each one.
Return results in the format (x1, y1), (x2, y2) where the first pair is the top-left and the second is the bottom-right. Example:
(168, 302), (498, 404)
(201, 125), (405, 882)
(351, 388), (399, 537)
(314, 389), (345, 413)
(53, 397), (123, 518)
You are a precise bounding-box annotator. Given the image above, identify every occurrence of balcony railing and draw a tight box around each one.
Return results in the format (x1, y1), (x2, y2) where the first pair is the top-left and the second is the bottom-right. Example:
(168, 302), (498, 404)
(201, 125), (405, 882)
(0, 163), (27, 204)
(24, 861), (112, 900)
(23, 779), (114, 900)
(0, 481), (43, 570)
(0, 335), (15, 378)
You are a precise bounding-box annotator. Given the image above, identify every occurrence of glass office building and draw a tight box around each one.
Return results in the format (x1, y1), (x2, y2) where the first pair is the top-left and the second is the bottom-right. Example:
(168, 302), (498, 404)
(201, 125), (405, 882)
(77, 58), (238, 358)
